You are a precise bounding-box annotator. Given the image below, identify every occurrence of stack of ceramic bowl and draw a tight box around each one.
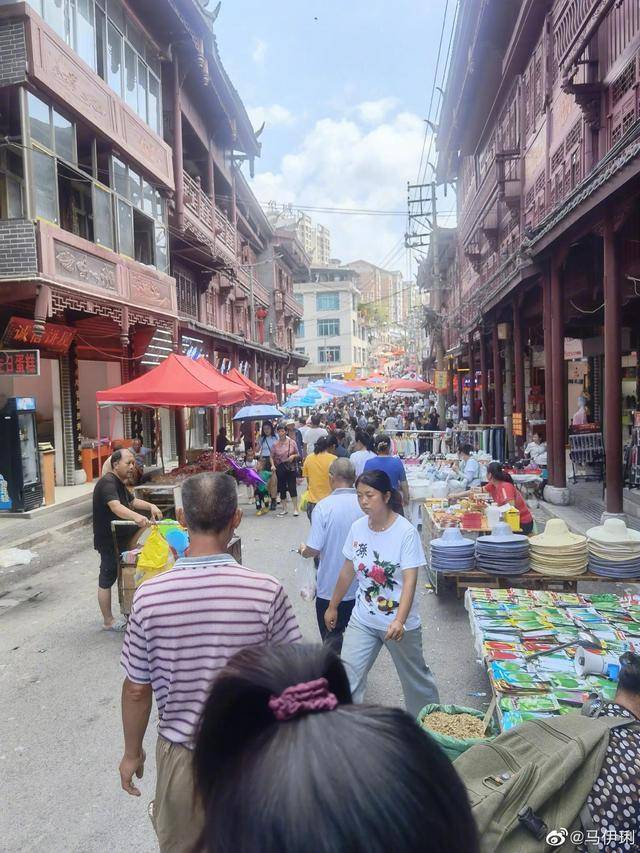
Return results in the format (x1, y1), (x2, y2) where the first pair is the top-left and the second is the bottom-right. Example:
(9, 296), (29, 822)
(430, 527), (475, 573)
(586, 518), (640, 578)
(529, 519), (587, 576)
(475, 522), (530, 576)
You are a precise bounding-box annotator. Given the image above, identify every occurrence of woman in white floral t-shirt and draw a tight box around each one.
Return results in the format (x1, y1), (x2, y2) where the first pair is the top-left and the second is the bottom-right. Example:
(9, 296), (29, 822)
(325, 470), (439, 716)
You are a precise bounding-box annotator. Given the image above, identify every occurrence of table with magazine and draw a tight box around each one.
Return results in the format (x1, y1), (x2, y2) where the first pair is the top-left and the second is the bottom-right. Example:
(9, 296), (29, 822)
(465, 587), (640, 732)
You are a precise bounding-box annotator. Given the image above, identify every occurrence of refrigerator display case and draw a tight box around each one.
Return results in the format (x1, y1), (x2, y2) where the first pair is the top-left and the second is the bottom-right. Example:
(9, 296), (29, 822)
(0, 396), (43, 511)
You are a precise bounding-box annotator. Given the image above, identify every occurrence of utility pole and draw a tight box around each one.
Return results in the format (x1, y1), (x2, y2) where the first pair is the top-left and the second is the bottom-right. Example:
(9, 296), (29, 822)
(430, 182), (446, 423)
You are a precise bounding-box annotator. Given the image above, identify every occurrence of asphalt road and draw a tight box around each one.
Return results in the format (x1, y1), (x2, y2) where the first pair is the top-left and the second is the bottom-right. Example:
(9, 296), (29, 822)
(0, 497), (489, 853)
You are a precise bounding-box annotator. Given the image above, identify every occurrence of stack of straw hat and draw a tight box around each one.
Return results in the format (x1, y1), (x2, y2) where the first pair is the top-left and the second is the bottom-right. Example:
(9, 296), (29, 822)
(475, 522), (529, 576)
(430, 527), (475, 572)
(529, 519), (587, 576)
(586, 518), (640, 578)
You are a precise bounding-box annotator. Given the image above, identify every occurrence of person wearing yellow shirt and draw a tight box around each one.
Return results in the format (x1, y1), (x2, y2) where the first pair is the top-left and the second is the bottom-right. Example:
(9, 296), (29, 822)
(302, 436), (335, 521)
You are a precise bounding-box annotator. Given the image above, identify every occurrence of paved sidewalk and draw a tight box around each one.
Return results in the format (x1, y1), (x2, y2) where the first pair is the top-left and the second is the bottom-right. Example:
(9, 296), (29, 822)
(0, 496), (92, 551)
(535, 482), (640, 536)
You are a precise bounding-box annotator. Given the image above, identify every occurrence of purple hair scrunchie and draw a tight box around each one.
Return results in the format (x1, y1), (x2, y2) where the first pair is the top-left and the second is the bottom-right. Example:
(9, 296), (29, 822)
(268, 677), (338, 721)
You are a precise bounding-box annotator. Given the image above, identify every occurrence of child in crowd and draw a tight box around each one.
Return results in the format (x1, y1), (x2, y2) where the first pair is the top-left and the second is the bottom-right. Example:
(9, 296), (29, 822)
(244, 447), (257, 503)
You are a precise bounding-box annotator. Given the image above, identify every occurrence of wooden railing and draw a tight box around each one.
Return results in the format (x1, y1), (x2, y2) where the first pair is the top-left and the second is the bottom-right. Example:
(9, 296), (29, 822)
(214, 207), (236, 255)
(183, 172), (213, 229)
(183, 171), (237, 261)
(553, 0), (604, 68)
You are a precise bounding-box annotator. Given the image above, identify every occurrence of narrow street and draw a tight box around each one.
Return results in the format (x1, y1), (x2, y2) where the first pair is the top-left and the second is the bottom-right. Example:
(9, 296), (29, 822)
(0, 502), (488, 853)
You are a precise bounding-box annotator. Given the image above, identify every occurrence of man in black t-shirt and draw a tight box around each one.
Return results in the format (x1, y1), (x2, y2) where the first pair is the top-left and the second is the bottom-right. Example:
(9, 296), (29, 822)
(93, 448), (162, 630)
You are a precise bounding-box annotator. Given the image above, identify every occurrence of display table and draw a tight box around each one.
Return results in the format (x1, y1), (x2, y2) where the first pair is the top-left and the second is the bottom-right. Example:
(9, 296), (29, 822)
(421, 506), (628, 598)
(465, 587), (639, 731)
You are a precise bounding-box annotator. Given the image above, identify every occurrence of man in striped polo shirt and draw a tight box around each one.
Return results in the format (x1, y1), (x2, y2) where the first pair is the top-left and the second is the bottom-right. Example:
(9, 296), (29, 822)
(118, 472), (301, 852)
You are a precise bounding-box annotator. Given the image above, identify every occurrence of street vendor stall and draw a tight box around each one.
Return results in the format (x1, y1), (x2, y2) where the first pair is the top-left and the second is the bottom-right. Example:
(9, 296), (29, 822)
(96, 354), (252, 617)
(465, 587), (640, 732)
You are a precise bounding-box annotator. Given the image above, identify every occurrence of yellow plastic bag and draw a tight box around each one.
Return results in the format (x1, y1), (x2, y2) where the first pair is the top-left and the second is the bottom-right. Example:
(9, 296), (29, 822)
(299, 490), (309, 512)
(135, 526), (174, 586)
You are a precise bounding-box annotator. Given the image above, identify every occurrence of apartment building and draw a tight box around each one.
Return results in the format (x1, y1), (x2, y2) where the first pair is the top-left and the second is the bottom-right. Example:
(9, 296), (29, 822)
(0, 0), (304, 488)
(347, 259), (405, 324)
(294, 265), (368, 380)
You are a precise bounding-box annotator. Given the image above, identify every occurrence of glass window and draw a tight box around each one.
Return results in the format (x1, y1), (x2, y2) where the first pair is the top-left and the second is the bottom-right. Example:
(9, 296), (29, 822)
(318, 346), (340, 364)
(128, 167), (142, 209)
(107, 0), (125, 32)
(74, 0), (96, 70)
(93, 183), (113, 248)
(154, 188), (163, 222)
(107, 22), (123, 96)
(117, 197), (133, 257)
(45, 0), (68, 40)
(111, 156), (127, 197)
(154, 224), (168, 272)
(53, 109), (75, 162)
(32, 149), (58, 222)
(148, 72), (160, 135)
(316, 292), (340, 311)
(6, 177), (23, 218)
(124, 42), (137, 113)
(294, 292), (303, 306)
(295, 320), (304, 337)
(317, 319), (339, 336)
(126, 17), (145, 56)
(137, 57), (148, 123)
(95, 7), (106, 78)
(28, 93), (52, 150)
(142, 179), (154, 216)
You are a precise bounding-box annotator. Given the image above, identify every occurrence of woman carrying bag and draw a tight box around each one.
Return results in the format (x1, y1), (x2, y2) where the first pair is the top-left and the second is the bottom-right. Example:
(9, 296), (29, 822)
(272, 422), (300, 516)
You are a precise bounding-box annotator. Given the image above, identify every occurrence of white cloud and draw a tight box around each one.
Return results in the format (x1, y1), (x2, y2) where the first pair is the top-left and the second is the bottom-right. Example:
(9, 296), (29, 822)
(356, 97), (399, 124)
(247, 104), (295, 130)
(250, 109), (428, 268)
(251, 38), (267, 64)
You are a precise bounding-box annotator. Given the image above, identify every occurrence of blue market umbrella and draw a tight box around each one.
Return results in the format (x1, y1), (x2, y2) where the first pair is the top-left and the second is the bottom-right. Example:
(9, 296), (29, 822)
(233, 404), (283, 421)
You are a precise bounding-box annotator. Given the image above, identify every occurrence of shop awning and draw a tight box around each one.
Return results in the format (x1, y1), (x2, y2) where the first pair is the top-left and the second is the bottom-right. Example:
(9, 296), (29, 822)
(96, 353), (249, 407)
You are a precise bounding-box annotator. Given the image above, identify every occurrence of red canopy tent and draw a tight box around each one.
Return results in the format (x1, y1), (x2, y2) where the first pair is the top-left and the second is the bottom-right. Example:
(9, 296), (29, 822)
(223, 366), (277, 405)
(95, 354), (249, 470)
(96, 353), (248, 407)
(388, 378), (434, 393)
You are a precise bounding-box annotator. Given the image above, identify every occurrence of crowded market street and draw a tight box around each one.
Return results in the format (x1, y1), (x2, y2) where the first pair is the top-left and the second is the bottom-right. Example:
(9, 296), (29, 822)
(0, 501), (489, 853)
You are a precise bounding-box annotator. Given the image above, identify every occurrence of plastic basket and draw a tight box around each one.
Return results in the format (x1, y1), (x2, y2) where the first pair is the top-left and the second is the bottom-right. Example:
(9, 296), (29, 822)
(417, 703), (497, 762)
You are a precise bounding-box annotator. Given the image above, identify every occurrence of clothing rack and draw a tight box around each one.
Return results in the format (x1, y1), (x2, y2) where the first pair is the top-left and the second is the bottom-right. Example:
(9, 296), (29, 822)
(568, 432), (604, 484)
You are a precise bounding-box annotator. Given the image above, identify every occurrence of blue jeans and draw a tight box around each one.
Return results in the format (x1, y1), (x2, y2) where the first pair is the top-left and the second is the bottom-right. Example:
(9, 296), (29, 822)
(340, 614), (440, 717)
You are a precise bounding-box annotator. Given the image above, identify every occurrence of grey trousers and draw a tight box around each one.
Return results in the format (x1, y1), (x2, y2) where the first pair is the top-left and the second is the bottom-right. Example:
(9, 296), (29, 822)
(341, 614), (440, 717)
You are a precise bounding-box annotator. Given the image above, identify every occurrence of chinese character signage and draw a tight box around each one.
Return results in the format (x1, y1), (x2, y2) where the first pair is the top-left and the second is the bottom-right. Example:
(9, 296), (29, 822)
(2, 317), (76, 353)
(512, 412), (524, 436)
(0, 350), (40, 376)
(434, 370), (449, 391)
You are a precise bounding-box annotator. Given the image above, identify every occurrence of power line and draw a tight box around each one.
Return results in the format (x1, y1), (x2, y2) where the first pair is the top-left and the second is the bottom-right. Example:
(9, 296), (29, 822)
(415, 0), (450, 183)
(419, 0), (458, 186)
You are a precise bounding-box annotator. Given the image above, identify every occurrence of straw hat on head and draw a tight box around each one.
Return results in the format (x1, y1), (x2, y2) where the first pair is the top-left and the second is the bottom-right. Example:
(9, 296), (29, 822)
(586, 517), (640, 545)
(529, 518), (586, 549)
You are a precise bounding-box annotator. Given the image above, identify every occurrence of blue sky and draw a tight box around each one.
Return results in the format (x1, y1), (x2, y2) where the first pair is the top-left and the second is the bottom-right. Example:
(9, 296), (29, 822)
(215, 0), (454, 270)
